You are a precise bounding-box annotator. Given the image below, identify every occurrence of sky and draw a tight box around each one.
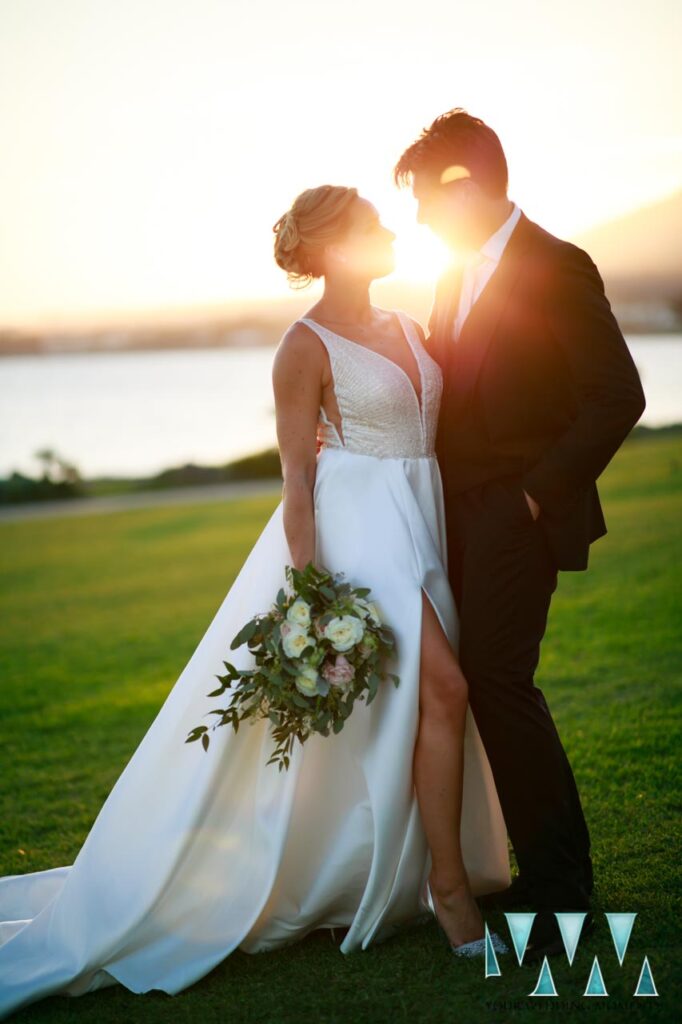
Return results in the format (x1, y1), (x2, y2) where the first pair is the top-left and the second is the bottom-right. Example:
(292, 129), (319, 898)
(0, 0), (680, 328)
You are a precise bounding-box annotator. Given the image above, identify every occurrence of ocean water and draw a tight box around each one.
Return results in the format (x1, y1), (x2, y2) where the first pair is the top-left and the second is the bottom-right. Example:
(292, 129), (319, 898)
(0, 335), (680, 479)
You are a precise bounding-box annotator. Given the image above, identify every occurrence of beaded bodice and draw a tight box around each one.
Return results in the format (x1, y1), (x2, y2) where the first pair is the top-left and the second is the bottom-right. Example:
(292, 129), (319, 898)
(297, 311), (443, 459)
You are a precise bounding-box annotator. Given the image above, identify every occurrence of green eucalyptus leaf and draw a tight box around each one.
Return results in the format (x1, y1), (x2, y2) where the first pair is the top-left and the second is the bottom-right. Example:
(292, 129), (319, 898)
(230, 618), (258, 649)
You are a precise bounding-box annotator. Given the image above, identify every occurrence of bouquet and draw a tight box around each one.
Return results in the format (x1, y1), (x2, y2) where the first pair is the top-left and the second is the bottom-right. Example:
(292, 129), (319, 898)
(185, 561), (399, 771)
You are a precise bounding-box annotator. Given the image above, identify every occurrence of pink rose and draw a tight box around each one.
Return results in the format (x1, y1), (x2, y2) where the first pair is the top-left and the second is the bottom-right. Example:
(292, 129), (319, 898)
(321, 653), (355, 687)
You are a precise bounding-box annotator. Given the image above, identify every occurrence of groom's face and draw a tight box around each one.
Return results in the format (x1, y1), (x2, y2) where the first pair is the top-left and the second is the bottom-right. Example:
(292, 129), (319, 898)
(411, 168), (479, 250)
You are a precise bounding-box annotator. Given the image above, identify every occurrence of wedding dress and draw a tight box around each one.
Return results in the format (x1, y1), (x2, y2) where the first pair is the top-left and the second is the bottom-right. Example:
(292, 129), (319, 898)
(0, 310), (510, 1018)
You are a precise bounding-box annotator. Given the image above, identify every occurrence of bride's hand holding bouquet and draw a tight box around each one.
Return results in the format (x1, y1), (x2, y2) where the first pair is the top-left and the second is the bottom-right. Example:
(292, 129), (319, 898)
(185, 561), (399, 771)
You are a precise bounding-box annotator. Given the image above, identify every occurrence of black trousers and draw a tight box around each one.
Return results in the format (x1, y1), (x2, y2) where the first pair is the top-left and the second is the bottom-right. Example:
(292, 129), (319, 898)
(445, 473), (593, 911)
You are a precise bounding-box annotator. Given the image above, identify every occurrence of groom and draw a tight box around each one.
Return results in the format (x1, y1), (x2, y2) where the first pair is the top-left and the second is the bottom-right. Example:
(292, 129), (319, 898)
(393, 109), (646, 962)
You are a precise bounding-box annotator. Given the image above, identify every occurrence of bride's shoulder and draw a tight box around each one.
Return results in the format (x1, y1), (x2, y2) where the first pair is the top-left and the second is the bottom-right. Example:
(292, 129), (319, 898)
(272, 320), (326, 379)
(275, 319), (324, 351)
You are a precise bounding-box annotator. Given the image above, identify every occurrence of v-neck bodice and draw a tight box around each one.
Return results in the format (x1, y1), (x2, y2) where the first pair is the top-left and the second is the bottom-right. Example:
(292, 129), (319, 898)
(297, 311), (443, 459)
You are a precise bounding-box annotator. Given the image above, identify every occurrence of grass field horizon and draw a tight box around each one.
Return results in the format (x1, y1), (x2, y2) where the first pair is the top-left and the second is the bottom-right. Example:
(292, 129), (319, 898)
(1, 432), (680, 1022)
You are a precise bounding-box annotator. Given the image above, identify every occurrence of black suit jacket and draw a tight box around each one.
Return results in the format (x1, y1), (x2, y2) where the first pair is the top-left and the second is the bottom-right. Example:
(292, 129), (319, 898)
(427, 210), (647, 571)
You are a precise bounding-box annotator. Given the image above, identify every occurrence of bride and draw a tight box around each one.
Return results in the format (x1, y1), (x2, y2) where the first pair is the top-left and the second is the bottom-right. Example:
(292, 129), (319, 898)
(0, 184), (510, 1018)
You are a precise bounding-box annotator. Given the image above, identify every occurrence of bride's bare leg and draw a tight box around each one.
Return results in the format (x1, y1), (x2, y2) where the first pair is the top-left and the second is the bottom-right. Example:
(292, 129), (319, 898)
(413, 589), (485, 946)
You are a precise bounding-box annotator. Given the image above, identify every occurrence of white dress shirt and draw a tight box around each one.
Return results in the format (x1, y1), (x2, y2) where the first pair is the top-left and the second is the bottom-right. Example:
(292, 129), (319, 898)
(452, 202), (522, 342)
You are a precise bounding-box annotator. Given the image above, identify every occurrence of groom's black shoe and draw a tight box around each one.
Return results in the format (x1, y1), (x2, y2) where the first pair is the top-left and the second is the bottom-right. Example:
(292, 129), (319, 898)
(476, 875), (533, 911)
(521, 909), (595, 964)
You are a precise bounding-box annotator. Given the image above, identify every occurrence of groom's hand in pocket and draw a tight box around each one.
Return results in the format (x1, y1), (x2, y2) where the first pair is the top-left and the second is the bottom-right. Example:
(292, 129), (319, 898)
(523, 489), (541, 521)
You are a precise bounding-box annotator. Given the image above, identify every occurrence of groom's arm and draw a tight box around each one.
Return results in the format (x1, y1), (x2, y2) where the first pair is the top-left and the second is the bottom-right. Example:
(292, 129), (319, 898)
(521, 245), (646, 516)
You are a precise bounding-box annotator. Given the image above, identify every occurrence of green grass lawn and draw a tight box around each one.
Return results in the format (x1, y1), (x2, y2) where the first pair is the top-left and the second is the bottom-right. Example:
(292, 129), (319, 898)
(1, 435), (680, 1023)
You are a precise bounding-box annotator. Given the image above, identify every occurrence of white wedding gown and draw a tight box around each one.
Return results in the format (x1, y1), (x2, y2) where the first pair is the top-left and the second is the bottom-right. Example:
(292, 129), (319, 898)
(0, 310), (510, 1018)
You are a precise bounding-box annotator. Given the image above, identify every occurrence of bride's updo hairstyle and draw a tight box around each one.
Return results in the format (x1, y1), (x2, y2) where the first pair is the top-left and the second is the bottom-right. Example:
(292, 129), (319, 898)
(272, 185), (359, 289)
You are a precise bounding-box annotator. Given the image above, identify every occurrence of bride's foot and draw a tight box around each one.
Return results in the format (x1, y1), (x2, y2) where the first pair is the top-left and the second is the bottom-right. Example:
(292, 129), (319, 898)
(427, 872), (486, 947)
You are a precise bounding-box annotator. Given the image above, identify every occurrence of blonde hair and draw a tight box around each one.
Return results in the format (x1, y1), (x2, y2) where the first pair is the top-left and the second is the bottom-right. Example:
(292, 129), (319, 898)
(272, 185), (359, 289)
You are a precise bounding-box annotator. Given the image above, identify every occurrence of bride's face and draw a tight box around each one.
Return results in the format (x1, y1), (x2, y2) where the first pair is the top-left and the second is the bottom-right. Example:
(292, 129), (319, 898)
(324, 198), (396, 281)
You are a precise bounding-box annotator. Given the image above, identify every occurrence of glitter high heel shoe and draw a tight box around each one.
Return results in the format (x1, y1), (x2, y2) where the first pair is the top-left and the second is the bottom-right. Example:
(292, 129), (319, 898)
(423, 880), (509, 957)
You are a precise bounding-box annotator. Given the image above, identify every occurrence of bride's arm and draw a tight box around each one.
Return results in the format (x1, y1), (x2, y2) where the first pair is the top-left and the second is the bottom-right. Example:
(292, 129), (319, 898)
(271, 323), (324, 572)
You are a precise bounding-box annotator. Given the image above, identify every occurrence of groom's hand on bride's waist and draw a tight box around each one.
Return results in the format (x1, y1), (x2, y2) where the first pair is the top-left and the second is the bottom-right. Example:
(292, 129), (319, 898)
(523, 489), (541, 521)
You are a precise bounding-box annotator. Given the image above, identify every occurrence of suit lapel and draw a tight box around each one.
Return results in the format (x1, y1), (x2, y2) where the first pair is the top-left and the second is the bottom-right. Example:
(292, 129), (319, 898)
(447, 212), (535, 405)
(426, 262), (464, 371)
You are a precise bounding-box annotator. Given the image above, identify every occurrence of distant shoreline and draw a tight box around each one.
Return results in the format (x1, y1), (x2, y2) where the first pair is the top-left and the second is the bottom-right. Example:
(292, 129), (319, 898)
(1, 423), (680, 510)
(1, 323), (681, 358)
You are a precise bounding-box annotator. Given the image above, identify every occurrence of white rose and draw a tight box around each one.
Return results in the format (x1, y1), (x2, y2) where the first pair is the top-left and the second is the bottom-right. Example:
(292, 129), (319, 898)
(324, 614), (365, 652)
(287, 598), (311, 628)
(282, 624), (315, 659)
(295, 664), (319, 697)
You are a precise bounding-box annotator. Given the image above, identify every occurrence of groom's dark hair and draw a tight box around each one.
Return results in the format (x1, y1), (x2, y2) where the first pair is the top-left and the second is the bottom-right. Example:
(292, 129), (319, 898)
(393, 107), (508, 198)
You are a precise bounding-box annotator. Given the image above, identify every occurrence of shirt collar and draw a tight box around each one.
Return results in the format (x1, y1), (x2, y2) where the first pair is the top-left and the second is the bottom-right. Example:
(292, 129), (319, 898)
(478, 201), (522, 264)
